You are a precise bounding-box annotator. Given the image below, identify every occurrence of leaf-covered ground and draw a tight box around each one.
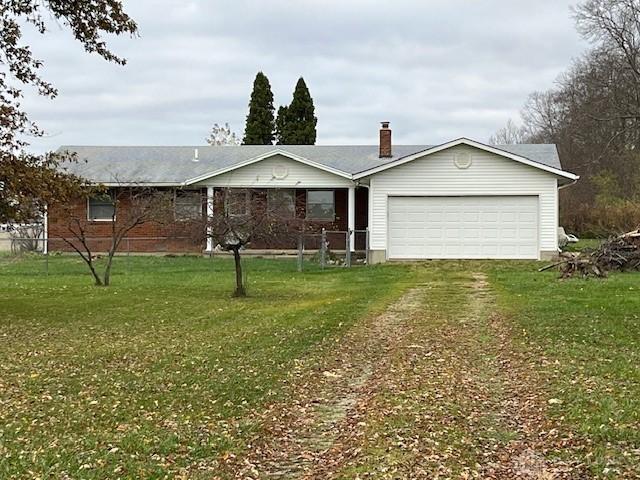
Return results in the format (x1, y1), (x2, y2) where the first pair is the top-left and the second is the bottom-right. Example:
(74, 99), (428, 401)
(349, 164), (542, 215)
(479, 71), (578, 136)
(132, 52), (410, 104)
(217, 267), (591, 479)
(1, 256), (639, 479)
(0, 256), (417, 478)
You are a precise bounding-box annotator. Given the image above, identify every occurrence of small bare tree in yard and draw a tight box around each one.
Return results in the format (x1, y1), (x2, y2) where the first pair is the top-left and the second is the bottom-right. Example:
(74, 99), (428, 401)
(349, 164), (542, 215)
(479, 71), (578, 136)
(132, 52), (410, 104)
(57, 186), (173, 286)
(194, 188), (307, 297)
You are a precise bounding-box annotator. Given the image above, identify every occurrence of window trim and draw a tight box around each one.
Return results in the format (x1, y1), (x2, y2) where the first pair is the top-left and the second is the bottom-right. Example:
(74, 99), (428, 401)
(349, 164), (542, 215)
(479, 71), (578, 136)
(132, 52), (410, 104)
(225, 189), (251, 217)
(306, 189), (336, 221)
(174, 189), (203, 221)
(87, 192), (116, 222)
(267, 188), (296, 218)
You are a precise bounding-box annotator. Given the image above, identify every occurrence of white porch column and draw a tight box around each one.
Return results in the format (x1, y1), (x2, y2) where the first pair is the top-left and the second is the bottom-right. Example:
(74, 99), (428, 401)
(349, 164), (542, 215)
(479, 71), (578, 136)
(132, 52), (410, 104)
(348, 186), (356, 252)
(206, 186), (214, 252)
(42, 204), (48, 255)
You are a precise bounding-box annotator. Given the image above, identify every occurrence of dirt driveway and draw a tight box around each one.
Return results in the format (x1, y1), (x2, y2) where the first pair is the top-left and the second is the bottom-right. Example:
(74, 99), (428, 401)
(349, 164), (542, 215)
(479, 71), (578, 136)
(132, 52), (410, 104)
(217, 270), (587, 479)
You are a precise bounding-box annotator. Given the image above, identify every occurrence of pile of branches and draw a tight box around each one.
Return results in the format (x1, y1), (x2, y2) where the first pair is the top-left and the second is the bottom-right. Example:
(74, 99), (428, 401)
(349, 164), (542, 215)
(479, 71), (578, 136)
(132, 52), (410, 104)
(542, 230), (640, 278)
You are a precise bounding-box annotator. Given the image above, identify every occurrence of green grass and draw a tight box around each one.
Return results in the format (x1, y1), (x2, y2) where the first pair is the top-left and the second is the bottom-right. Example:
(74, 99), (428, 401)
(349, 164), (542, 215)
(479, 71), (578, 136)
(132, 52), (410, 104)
(489, 263), (640, 476)
(2, 256), (640, 477)
(0, 255), (418, 478)
(562, 237), (602, 252)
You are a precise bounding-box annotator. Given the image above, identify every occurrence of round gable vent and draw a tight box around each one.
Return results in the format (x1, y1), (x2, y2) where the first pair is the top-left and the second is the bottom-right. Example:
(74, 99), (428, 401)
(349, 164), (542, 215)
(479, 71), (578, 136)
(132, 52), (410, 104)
(272, 164), (289, 179)
(454, 152), (472, 169)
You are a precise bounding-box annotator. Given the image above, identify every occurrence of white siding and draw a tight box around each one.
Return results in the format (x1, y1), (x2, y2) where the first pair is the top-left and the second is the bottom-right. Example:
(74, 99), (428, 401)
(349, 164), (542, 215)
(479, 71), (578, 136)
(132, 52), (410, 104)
(194, 154), (354, 188)
(368, 145), (559, 254)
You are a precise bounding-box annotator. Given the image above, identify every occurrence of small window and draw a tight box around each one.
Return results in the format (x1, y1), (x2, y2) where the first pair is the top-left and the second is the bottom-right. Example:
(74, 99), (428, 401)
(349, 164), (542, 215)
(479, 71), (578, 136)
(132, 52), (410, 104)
(225, 190), (250, 216)
(267, 189), (295, 217)
(307, 190), (335, 220)
(88, 192), (115, 221)
(175, 190), (202, 220)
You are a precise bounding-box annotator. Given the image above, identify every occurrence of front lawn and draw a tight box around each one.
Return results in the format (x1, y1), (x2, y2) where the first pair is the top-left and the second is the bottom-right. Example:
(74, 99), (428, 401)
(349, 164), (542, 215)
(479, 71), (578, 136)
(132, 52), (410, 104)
(1, 256), (639, 478)
(490, 263), (640, 476)
(0, 256), (418, 478)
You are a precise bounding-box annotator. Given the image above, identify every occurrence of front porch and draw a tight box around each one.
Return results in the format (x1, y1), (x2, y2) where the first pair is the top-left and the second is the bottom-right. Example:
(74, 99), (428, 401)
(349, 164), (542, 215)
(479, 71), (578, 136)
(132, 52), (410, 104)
(203, 186), (369, 253)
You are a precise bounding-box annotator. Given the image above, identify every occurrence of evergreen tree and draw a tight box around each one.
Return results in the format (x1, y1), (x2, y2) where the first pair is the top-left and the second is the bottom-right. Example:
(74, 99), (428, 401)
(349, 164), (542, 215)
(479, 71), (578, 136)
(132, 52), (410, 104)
(277, 77), (317, 145)
(242, 72), (275, 145)
(275, 106), (289, 145)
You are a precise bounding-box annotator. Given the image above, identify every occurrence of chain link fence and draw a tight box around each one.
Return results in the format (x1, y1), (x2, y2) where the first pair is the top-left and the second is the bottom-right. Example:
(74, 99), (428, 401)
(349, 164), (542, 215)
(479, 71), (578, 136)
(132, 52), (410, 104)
(0, 231), (204, 276)
(295, 228), (370, 271)
(1, 228), (370, 275)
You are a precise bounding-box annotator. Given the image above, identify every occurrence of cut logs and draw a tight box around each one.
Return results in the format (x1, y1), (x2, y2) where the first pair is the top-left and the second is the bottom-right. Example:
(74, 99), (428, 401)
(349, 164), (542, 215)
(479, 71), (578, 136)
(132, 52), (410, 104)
(541, 230), (640, 278)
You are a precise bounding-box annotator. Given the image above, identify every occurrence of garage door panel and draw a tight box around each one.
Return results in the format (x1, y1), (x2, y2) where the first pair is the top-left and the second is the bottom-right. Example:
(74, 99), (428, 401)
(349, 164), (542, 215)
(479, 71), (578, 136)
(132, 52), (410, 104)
(520, 227), (537, 239)
(501, 212), (516, 222)
(502, 228), (516, 239)
(425, 245), (444, 255)
(462, 212), (479, 222)
(407, 212), (426, 223)
(462, 228), (480, 239)
(481, 245), (498, 255)
(426, 228), (443, 238)
(388, 196), (538, 260)
(520, 212), (536, 222)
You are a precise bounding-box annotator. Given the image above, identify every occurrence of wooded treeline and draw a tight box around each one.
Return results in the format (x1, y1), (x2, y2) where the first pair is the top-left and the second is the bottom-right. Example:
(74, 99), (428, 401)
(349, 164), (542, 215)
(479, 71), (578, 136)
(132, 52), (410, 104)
(491, 0), (640, 236)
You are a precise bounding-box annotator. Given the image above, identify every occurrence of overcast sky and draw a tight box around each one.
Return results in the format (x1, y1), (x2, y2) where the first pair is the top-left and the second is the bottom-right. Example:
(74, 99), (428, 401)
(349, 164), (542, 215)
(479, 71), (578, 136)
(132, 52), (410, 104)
(21, 0), (586, 152)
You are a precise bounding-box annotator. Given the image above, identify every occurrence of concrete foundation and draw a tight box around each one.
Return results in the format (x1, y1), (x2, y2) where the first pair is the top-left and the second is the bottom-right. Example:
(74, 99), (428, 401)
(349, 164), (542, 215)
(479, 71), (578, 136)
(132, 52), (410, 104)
(540, 250), (560, 261)
(367, 250), (387, 264)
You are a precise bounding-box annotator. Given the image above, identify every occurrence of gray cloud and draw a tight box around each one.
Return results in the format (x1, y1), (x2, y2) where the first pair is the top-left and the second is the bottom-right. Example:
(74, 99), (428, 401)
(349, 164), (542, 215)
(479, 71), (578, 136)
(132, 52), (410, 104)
(20, 0), (586, 152)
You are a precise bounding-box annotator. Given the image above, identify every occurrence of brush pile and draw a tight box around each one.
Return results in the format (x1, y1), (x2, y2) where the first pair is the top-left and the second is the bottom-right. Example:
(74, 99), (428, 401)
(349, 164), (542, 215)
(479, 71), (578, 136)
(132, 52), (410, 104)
(541, 230), (640, 278)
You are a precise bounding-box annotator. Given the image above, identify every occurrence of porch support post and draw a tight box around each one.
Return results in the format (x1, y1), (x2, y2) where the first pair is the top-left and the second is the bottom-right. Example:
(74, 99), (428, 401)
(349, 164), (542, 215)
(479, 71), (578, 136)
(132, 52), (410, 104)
(42, 204), (48, 255)
(348, 185), (356, 252)
(206, 186), (214, 252)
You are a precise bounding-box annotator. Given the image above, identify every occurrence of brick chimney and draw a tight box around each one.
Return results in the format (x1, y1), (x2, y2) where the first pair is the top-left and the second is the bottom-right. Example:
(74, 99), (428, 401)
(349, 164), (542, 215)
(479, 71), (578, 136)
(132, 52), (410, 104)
(379, 121), (392, 158)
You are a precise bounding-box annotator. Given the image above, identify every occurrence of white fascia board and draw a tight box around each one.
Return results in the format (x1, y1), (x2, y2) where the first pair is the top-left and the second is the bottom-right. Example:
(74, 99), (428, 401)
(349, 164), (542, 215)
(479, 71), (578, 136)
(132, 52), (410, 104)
(98, 182), (183, 187)
(184, 149), (352, 185)
(353, 138), (579, 181)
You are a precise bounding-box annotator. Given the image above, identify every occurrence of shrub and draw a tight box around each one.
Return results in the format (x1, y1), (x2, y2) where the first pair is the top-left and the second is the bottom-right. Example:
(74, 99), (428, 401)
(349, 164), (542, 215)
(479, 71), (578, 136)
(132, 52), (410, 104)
(561, 200), (640, 238)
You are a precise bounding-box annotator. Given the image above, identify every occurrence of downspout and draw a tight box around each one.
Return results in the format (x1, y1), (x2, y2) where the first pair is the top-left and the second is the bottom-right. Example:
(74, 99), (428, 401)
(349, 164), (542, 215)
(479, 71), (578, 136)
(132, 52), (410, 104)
(556, 177), (579, 252)
(558, 178), (579, 190)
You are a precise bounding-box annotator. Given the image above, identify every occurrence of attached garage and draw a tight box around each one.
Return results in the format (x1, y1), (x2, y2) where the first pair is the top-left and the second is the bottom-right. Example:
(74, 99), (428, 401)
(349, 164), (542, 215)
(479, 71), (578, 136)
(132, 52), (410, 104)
(388, 196), (539, 259)
(359, 139), (579, 263)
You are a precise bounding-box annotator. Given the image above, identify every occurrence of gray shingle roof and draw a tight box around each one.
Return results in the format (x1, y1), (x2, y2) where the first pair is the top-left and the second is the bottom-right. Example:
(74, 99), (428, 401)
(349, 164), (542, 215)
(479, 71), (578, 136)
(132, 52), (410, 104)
(57, 142), (563, 184)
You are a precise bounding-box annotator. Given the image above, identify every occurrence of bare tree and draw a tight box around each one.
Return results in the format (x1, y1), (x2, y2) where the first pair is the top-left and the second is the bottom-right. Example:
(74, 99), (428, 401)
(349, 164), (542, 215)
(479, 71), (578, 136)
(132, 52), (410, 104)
(206, 123), (241, 146)
(488, 119), (531, 145)
(189, 189), (313, 297)
(56, 187), (173, 286)
(575, 0), (640, 80)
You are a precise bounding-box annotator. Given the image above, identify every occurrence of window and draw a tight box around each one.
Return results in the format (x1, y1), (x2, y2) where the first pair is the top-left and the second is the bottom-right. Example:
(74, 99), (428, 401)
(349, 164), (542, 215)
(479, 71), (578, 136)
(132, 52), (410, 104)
(267, 189), (295, 217)
(88, 192), (115, 221)
(306, 190), (335, 220)
(225, 189), (250, 216)
(175, 190), (203, 220)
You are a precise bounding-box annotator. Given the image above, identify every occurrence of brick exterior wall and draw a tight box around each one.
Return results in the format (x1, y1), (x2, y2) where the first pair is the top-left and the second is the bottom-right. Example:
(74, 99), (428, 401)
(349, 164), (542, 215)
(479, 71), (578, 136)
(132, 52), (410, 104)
(47, 195), (203, 253)
(47, 187), (367, 253)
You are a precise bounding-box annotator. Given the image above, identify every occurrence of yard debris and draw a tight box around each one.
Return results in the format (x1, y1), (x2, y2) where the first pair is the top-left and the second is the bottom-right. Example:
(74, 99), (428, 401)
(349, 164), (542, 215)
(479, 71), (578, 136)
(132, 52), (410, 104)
(541, 230), (640, 278)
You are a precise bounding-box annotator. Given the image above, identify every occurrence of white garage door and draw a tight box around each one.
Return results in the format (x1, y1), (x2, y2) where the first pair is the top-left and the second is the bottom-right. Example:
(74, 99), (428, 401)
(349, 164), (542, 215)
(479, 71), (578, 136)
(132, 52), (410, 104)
(388, 196), (539, 259)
